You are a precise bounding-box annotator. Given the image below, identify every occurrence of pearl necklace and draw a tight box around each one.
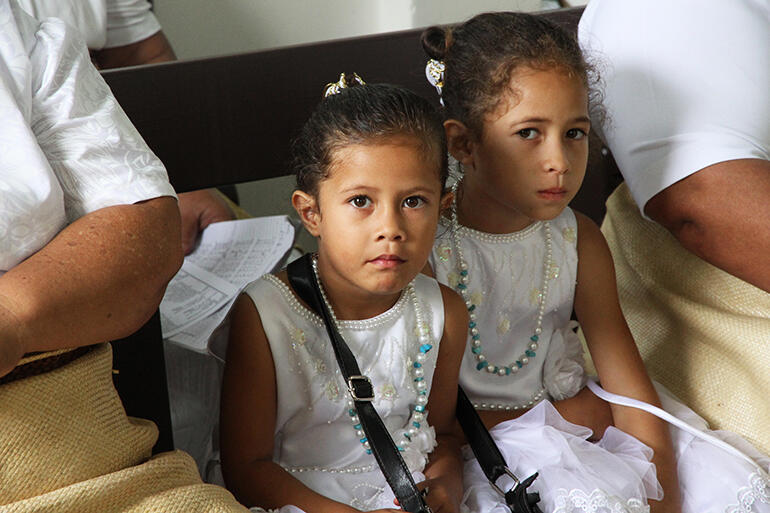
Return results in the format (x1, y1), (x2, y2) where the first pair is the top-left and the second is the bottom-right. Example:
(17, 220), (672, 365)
(449, 179), (552, 377)
(311, 257), (433, 455)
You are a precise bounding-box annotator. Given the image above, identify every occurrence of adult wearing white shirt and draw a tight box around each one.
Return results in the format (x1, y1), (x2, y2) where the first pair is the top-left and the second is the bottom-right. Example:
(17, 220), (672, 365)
(0, 2), (246, 510)
(16, 0), (237, 254)
(579, 0), (770, 455)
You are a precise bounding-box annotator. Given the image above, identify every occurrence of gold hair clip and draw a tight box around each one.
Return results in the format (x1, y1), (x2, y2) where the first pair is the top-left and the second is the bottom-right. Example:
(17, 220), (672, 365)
(425, 59), (445, 104)
(323, 72), (366, 97)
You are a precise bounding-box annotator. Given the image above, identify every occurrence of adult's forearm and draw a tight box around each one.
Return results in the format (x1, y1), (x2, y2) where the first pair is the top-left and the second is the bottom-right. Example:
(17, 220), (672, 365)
(645, 159), (770, 292)
(95, 31), (176, 69)
(0, 196), (182, 355)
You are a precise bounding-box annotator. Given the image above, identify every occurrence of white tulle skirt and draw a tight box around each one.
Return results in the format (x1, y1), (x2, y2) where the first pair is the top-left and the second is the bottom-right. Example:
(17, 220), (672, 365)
(462, 389), (770, 513)
(462, 400), (660, 513)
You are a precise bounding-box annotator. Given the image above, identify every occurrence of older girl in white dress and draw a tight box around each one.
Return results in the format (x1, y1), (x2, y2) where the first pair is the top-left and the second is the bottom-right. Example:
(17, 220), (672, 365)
(424, 12), (770, 513)
(220, 78), (468, 512)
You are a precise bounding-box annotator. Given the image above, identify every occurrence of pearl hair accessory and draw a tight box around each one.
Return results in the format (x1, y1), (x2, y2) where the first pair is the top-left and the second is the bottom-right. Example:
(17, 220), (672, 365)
(449, 178), (552, 377)
(323, 72), (366, 97)
(311, 257), (433, 455)
(425, 59), (445, 104)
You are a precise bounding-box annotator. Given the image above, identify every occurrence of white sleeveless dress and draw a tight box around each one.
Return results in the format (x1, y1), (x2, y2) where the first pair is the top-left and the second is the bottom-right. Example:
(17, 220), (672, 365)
(431, 207), (770, 513)
(244, 272), (445, 512)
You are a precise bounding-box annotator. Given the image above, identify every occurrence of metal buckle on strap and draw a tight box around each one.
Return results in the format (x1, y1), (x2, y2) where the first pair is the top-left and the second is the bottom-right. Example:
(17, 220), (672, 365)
(491, 467), (520, 497)
(347, 375), (374, 401)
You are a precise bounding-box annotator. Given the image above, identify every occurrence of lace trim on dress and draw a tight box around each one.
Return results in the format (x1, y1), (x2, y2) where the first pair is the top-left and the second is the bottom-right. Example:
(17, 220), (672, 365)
(261, 274), (409, 330)
(727, 471), (770, 513)
(552, 488), (649, 513)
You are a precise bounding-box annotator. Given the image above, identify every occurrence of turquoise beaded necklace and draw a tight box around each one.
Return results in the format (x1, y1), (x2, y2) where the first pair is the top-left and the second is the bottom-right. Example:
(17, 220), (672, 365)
(449, 179), (551, 377)
(311, 257), (434, 455)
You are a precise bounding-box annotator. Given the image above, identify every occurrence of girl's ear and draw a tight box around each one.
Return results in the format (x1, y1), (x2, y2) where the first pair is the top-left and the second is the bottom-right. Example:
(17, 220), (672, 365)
(444, 119), (475, 167)
(291, 190), (321, 237)
(440, 190), (454, 214)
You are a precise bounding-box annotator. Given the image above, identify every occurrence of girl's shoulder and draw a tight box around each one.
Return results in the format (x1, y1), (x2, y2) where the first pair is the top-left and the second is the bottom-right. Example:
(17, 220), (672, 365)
(242, 271), (325, 328)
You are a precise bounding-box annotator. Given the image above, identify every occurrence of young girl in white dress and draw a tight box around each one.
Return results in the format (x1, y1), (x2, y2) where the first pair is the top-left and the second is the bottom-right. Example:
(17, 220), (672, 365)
(220, 77), (468, 513)
(423, 12), (770, 513)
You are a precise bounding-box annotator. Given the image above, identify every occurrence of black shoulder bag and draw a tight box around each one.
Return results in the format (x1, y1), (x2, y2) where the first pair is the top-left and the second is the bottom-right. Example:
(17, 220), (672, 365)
(287, 254), (542, 513)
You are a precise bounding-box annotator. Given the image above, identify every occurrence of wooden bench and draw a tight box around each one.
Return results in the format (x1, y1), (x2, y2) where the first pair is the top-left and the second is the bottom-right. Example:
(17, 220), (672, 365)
(102, 5), (621, 453)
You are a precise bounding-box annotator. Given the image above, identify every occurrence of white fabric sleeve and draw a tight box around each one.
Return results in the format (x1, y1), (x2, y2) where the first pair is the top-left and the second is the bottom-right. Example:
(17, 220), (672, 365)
(29, 18), (175, 224)
(579, 0), (770, 214)
(104, 0), (161, 48)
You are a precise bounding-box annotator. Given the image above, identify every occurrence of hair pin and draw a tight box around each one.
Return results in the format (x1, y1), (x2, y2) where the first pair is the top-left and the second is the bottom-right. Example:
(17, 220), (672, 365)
(323, 72), (366, 97)
(425, 59), (445, 105)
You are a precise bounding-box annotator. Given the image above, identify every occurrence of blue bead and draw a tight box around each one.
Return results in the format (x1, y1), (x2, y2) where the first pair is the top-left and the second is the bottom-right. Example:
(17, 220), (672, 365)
(415, 405), (425, 412)
(468, 304), (476, 311)
(419, 389), (427, 395)
(420, 344), (433, 353)
(398, 447), (405, 452)
(413, 362), (422, 368)
(516, 361), (523, 368)
(348, 409), (356, 416)
(414, 377), (424, 382)
(457, 283), (467, 290)
(526, 350), (536, 357)
(413, 421), (421, 428)
(477, 361), (489, 370)
(366, 449), (372, 454)
(505, 367), (511, 375)
(469, 321), (476, 329)
(471, 347), (481, 354)
(360, 437), (368, 443)
(404, 432), (411, 439)
(472, 334), (480, 340)
(460, 270), (468, 276)
(354, 424), (362, 429)
(530, 335), (539, 342)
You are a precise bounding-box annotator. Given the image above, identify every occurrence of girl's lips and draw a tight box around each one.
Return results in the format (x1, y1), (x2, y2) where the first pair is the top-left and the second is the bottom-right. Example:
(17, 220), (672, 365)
(537, 188), (567, 200)
(368, 255), (406, 268)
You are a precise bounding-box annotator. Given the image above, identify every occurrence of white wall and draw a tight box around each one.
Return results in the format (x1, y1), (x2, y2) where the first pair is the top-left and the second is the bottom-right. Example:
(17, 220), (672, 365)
(153, 1), (548, 247)
(154, 0), (544, 60)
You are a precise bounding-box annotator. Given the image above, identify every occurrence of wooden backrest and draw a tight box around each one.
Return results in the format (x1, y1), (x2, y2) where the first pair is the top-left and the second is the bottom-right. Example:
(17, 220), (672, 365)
(102, 6), (621, 224)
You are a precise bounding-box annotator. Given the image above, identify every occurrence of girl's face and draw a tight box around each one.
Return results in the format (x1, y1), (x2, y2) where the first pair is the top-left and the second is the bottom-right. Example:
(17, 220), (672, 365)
(293, 138), (446, 318)
(451, 67), (590, 232)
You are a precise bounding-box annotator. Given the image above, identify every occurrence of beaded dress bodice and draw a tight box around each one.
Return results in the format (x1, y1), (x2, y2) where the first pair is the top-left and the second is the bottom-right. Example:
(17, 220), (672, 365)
(243, 272), (444, 510)
(430, 207), (585, 411)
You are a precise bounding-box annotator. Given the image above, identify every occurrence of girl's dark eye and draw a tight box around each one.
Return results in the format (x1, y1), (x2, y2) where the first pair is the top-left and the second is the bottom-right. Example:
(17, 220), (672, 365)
(517, 128), (538, 140)
(350, 196), (371, 208)
(403, 196), (425, 209)
(566, 128), (587, 140)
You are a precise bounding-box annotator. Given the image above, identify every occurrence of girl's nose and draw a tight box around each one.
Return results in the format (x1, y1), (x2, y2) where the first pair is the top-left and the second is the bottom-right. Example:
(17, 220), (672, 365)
(376, 207), (406, 241)
(545, 142), (569, 175)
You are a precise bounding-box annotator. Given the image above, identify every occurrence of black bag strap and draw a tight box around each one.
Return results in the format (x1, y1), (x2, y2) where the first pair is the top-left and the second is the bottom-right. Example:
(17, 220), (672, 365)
(456, 388), (543, 513)
(287, 254), (431, 513)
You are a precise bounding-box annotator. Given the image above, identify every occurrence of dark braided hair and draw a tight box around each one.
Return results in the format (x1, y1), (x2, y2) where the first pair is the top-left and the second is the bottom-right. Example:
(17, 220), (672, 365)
(422, 12), (599, 138)
(291, 76), (448, 198)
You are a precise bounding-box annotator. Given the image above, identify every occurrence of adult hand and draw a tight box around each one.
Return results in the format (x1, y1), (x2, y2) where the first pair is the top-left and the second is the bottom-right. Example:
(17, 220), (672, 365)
(178, 189), (235, 254)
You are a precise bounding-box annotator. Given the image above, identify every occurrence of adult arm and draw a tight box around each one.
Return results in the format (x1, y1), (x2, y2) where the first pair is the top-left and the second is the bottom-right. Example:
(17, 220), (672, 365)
(91, 13), (234, 254)
(645, 159), (770, 292)
(0, 196), (182, 377)
(93, 30), (175, 68)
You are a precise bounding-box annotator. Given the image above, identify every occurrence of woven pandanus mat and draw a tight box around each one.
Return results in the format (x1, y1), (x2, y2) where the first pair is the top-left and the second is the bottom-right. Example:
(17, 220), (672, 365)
(0, 450), (248, 512)
(602, 183), (770, 456)
(0, 344), (158, 503)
